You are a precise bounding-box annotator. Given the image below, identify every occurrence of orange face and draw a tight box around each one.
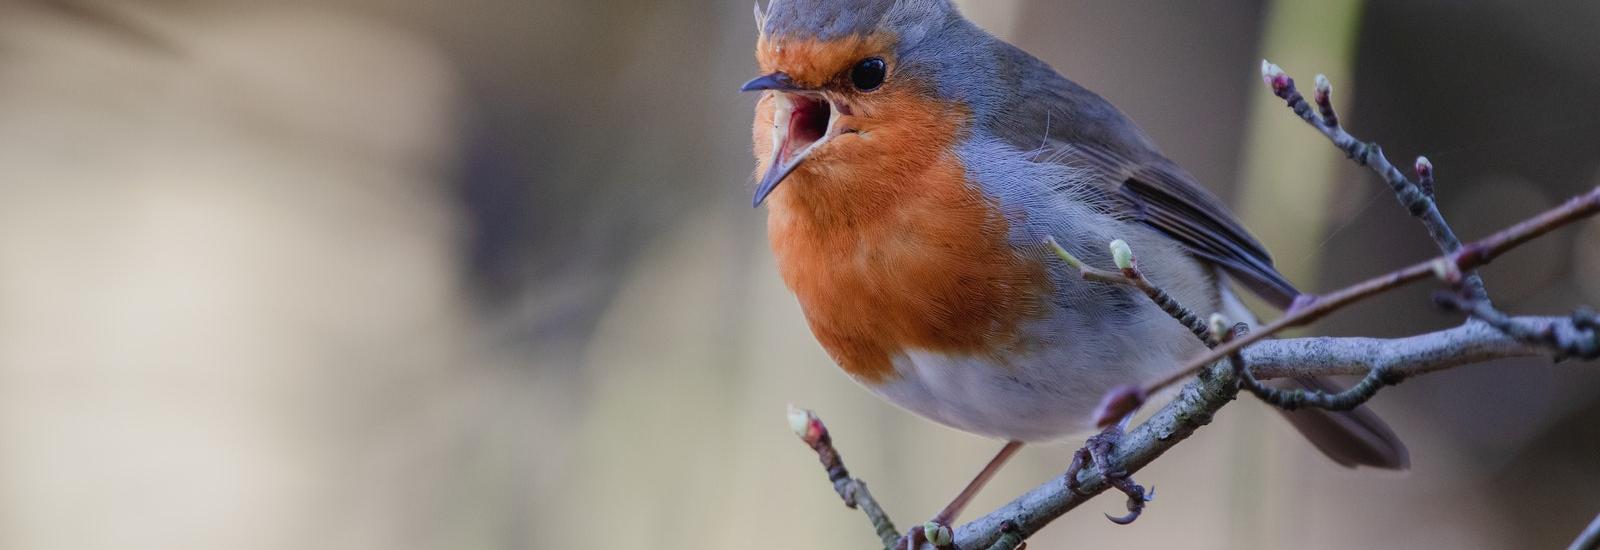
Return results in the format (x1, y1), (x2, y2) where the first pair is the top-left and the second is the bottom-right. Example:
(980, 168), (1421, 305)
(749, 35), (1053, 383)
(750, 32), (954, 213)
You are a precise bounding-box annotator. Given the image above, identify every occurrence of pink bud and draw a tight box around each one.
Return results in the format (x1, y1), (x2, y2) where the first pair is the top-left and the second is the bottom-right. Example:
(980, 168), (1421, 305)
(1414, 156), (1434, 179)
(1260, 60), (1290, 94)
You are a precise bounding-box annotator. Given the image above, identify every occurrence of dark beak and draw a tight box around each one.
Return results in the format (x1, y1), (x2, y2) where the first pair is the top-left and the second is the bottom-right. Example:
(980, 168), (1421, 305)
(741, 71), (834, 208)
(751, 152), (800, 207)
(739, 72), (802, 93)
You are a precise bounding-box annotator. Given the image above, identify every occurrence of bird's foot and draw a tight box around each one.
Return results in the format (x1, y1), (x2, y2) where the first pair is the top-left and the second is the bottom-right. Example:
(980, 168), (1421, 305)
(1065, 426), (1154, 525)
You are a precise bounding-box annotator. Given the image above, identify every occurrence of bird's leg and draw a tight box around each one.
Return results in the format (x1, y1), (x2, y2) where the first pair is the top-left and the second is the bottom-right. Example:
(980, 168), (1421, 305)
(933, 440), (1024, 525)
(898, 440), (1024, 549)
(1064, 424), (1153, 525)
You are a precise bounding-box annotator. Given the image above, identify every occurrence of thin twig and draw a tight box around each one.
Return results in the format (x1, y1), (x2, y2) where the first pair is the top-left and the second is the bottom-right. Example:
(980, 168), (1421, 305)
(1435, 294), (1599, 361)
(1571, 510), (1600, 550)
(1262, 61), (1486, 301)
(1141, 185), (1600, 397)
(787, 405), (900, 550)
(1226, 321), (1405, 411)
(1047, 237), (1216, 347)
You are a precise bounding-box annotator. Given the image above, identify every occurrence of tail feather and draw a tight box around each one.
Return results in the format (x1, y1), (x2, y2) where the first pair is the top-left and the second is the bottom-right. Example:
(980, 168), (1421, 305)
(1275, 377), (1410, 470)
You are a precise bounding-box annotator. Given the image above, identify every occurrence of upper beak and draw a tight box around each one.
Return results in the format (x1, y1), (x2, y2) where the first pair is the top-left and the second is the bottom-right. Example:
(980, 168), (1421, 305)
(739, 72), (841, 207)
(740, 71), (802, 93)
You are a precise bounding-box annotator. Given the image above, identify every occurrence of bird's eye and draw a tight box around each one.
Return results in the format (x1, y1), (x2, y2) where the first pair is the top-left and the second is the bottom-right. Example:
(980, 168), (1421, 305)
(850, 57), (887, 91)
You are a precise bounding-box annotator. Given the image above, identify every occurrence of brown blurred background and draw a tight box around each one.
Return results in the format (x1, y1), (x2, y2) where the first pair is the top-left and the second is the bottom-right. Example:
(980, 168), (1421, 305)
(0, 1), (1597, 548)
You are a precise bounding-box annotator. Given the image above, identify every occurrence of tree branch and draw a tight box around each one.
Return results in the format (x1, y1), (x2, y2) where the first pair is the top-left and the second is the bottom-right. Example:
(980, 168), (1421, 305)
(1572, 511), (1600, 550)
(938, 312), (1585, 549)
(787, 405), (901, 550)
(787, 62), (1600, 549)
(949, 360), (1242, 549)
(1239, 319), (1552, 379)
(1138, 181), (1600, 402)
(1263, 61), (1487, 301)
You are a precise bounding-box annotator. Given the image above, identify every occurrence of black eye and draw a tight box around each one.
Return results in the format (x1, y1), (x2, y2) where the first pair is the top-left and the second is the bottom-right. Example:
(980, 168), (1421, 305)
(850, 57), (887, 91)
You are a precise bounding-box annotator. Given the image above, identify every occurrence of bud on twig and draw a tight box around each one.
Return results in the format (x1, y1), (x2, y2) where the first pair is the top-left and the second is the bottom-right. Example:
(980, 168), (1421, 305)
(1415, 156), (1436, 197)
(923, 522), (953, 547)
(1110, 240), (1134, 272)
(1260, 60), (1290, 96)
(1313, 74), (1339, 128)
(788, 404), (824, 445)
(1208, 313), (1231, 343)
(1430, 257), (1463, 285)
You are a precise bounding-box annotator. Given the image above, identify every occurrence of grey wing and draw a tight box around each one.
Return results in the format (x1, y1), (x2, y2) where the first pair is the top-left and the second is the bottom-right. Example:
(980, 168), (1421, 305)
(1062, 145), (1299, 308)
(983, 46), (1406, 469)
(994, 53), (1299, 308)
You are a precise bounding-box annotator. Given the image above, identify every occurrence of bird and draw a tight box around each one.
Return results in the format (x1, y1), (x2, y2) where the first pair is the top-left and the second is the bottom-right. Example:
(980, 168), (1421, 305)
(740, 0), (1407, 534)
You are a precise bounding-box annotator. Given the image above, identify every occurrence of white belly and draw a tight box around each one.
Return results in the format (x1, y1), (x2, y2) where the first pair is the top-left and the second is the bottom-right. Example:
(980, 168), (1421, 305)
(867, 317), (1207, 442)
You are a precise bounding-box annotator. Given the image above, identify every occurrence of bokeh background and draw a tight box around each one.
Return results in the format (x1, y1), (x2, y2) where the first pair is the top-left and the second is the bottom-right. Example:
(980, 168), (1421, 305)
(1, 1), (1598, 548)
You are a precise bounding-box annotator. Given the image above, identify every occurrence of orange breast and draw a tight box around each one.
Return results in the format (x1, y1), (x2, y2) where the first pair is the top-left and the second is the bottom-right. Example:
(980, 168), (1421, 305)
(761, 90), (1053, 384)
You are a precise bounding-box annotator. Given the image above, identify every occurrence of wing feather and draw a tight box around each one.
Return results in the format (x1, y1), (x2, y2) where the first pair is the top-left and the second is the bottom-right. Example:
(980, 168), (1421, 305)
(992, 49), (1299, 308)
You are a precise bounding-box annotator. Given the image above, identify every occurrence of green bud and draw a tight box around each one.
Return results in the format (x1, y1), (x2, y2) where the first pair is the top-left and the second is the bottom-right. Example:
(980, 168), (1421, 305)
(1208, 313), (1231, 341)
(1110, 240), (1134, 271)
(923, 522), (953, 546)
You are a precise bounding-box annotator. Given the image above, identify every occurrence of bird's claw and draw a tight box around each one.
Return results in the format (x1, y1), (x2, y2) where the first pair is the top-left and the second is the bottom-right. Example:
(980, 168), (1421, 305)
(1103, 485), (1154, 525)
(1105, 511), (1139, 525)
(1065, 427), (1153, 525)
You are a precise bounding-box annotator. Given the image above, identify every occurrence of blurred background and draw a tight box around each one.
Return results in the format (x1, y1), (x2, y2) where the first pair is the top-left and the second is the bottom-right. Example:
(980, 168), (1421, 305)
(0, 1), (1597, 548)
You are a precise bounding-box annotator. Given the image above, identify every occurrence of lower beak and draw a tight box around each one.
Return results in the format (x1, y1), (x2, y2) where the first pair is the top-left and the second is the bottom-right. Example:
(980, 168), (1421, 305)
(751, 92), (841, 207)
(753, 147), (802, 208)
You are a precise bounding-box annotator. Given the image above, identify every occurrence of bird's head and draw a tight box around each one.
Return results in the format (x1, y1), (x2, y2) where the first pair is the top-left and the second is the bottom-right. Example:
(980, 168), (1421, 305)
(742, 0), (996, 208)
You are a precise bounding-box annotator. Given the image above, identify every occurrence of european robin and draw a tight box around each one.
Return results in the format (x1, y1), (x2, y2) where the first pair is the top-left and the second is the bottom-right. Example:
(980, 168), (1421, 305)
(742, 0), (1407, 527)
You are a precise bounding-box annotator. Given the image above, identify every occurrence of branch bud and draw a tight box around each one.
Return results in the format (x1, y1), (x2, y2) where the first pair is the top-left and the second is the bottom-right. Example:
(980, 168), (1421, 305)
(1415, 156), (1436, 197)
(1311, 73), (1340, 127)
(1430, 257), (1463, 285)
(923, 522), (953, 547)
(1260, 60), (1289, 95)
(1208, 313), (1232, 342)
(787, 404), (824, 445)
(1110, 239), (1134, 271)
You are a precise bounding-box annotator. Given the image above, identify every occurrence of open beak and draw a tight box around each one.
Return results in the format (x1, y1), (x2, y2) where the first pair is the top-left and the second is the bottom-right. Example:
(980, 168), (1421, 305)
(740, 72), (846, 207)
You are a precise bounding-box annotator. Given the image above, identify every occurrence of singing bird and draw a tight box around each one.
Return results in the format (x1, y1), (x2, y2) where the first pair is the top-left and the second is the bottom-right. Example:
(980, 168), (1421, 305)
(742, 0), (1407, 528)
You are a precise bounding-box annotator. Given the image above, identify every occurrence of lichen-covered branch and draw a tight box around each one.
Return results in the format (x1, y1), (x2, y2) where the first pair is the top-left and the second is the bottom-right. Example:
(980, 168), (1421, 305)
(930, 310), (1585, 550)
(1238, 319), (1552, 379)
(1436, 295), (1599, 361)
(944, 360), (1242, 549)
